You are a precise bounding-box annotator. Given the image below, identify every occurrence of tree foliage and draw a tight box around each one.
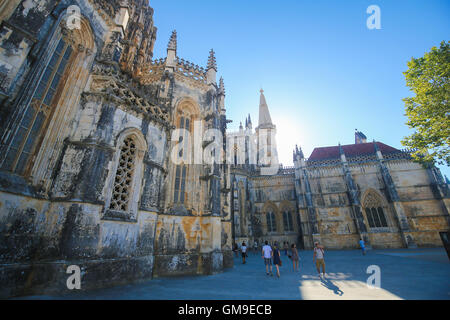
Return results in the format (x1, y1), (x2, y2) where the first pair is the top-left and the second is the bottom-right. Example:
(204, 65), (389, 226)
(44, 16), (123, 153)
(401, 40), (450, 166)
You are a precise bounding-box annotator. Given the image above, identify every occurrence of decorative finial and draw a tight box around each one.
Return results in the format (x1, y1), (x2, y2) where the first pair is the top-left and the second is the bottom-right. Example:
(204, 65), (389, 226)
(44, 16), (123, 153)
(167, 30), (177, 51)
(218, 76), (225, 94)
(339, 143), (345, 155)
(373, 139), (380, 152)
(207, 49), (217, 70)
(260, 88), (264, 94)
(299, 146), (304, 158)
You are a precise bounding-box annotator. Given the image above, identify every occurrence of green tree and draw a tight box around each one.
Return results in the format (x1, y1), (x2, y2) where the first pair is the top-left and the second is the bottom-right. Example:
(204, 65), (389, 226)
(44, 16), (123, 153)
(401, 40), (450, 166)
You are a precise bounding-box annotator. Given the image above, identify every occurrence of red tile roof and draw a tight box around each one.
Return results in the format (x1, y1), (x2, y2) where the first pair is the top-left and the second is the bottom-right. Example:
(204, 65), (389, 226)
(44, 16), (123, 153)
(308, 142), (400, 161)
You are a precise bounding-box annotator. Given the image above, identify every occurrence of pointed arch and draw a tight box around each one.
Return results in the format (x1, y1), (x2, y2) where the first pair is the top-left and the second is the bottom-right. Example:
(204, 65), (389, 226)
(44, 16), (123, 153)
(361, 189), (389, 229)
(103, 128), (147, 222)
(0, 10), (98, 190)
(263, 201), (278, 233)
(280, 201), (295, 232)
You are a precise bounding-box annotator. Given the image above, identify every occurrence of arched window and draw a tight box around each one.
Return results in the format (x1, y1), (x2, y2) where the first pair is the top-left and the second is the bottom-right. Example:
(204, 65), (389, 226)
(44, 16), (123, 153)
(1, 14), (96, 185)
(363, 191), (388, 228)
(283, 210), (294, 232)
(266, 210), (276, 232)
(109, 136), (137, 212)
(2, 38), (73, 175)
(104, 130), (146, 222)
(365, 207), (388, 228)
(173, 113), (191, 204)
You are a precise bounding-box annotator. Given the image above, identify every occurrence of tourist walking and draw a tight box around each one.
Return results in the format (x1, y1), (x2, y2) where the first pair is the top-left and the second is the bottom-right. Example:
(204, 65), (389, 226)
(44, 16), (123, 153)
(359, 238), (366, 255)
(313, 242), (326, 278)
(241, 242), (248, 264)
(273, 244), (282, 278)
(290, 243), (300, 272)
(283, 242), (288, 255)
(254, 240), (258, 255)
(261, 241), (273, 276)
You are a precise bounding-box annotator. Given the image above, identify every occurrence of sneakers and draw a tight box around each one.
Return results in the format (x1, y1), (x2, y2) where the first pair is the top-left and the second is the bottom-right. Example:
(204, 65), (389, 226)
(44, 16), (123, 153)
(322, 273), (326, 278)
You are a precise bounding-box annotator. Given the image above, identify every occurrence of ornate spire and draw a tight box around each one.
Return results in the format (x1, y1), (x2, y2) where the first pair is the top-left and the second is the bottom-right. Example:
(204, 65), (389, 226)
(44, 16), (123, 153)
(218, 76), (225, 94)
(248, 114), (252, 124)
(207, 49), (217, 71)
(258, 89), (274, 128)
(167, 30), (177, 51)
(299, 146), (304, 159)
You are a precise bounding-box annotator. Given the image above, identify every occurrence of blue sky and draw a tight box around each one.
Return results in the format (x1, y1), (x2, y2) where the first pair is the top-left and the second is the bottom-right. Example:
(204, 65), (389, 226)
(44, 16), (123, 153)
(150, 0), (450, 177)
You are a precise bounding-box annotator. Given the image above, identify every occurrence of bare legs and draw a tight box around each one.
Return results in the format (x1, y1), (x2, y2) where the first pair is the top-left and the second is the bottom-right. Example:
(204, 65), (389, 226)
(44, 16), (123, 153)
(292, 259), (299, 271)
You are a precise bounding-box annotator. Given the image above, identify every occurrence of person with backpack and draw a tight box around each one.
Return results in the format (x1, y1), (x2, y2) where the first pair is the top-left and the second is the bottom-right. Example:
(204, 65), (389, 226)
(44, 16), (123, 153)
(241, 242), (248, 264)
(261, 241), (273, 276)
(313, 242), (326, 278)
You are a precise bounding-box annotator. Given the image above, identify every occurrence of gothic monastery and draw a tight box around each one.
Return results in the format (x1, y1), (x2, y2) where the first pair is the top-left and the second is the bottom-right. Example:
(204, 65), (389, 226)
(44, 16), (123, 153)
(0, 0), (448, 298)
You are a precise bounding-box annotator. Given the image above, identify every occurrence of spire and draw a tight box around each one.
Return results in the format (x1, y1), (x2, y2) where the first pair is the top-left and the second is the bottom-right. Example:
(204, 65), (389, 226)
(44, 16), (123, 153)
(373, 139), (383, 160)
(167, 30), (177, 51)
(373, 139), (380, 152)
(339, 143), (345, 155)
(339, 143), (347, 163)
(207, 49), (217, 71)
(206, 49), (217, 85)
(258, 89), (274, 129)
(294, 144), (304, 160)
(218, 76), (225, 94)
(245, 117), (248, 128)
(247, 114), (252, 129)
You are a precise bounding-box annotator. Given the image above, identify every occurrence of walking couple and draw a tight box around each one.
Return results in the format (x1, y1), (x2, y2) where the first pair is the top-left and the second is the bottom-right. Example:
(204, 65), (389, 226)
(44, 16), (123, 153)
(261, 241), (300, 278)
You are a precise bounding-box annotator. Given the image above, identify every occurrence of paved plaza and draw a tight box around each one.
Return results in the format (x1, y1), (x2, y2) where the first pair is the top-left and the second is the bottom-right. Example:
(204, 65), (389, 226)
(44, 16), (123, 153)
(17, 248), (450, 300)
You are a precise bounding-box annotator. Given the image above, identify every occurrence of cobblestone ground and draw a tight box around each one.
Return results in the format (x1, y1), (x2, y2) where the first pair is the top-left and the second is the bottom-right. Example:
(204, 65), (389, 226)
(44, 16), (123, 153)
(17, 248), (450, 300)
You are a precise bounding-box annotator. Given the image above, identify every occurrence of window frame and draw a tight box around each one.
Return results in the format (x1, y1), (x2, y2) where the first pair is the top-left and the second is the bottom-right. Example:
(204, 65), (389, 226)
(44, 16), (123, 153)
(3, 38), (73, 176)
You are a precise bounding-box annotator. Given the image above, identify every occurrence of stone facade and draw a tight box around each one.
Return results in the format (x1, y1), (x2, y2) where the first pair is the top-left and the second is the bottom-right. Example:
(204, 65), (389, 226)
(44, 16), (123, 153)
(230, 93), (450, 251)
(0, 0), (232, 298)
(0, 0), (448, 300)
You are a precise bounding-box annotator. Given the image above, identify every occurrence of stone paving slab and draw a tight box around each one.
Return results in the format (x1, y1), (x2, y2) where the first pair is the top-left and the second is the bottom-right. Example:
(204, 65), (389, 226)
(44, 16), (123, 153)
(14, 248), (450, 300)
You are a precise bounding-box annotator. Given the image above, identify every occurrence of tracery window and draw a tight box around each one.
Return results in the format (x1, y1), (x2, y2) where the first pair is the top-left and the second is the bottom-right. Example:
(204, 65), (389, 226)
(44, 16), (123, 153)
(363, 191), (388, 228)
(174, 165), (187, 203)
(2, 38), (73, 175)
(173, 113), (191, 204)
(266, 210), (276, 232)
(365, 207), (388, 228)
(109, 136), (137, 212)
(283, 210), (294, 232)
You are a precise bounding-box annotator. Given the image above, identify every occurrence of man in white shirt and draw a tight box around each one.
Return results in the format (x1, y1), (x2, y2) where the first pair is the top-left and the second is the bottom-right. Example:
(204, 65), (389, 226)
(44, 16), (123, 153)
(241, 242), (247, 264)
(261, 241), (273, 276)
(313, 242), (326, 278)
